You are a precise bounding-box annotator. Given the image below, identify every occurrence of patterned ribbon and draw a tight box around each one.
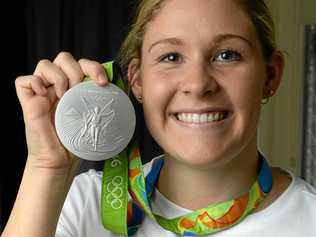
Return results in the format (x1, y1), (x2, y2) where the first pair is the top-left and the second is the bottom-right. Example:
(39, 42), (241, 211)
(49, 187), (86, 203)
(100, 61), (273, 236)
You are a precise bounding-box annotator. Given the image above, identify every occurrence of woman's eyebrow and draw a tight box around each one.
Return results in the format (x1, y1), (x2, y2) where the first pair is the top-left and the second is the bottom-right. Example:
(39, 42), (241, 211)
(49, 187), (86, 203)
(213, 34), (254, 48)
(148, 37), (183, 52)
(148, 34), (254, 52)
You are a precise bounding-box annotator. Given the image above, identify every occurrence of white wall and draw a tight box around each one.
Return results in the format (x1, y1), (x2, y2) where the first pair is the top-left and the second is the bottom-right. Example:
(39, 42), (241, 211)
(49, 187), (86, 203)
(259, 0), (316, 175)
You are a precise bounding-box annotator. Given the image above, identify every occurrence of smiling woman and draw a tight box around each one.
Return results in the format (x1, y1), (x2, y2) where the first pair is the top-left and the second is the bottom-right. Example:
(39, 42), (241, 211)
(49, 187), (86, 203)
(2, 0), (316, 237)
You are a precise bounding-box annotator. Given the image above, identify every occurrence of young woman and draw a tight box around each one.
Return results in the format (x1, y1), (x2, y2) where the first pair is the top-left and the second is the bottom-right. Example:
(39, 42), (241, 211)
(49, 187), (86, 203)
(3, 0), (316, 236)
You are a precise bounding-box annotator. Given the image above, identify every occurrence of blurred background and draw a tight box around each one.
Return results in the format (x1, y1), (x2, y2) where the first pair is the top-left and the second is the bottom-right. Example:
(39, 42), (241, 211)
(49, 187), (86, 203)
(1, 0), (316, 233)
(259, 0), (316, 184)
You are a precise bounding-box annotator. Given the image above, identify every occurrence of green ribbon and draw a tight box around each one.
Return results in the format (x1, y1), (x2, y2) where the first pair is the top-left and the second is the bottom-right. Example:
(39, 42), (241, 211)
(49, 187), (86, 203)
(86, 61), (129, 235)
(102, 151), (129, 235)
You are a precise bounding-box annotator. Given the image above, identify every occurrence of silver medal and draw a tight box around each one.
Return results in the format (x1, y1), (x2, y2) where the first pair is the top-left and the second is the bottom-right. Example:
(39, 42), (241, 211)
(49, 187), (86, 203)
(55, 81), (136, 161)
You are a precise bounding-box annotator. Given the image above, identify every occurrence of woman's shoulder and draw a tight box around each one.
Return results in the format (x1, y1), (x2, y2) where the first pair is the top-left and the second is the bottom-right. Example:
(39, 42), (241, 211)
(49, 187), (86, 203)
(254, 166), (315, 216)
(276, 167), (316, 204)
(287, 170), (316, 205)
(280, 168), (316, 197)
(263, 167), (315, 212)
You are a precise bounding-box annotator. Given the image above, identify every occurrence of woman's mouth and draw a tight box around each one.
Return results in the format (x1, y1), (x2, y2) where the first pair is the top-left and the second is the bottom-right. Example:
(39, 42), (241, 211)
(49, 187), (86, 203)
(175, 111), (229, 124)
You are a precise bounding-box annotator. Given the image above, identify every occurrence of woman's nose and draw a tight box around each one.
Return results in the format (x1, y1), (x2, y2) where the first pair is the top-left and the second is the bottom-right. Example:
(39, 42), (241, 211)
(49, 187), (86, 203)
(180, 63), (219, 97)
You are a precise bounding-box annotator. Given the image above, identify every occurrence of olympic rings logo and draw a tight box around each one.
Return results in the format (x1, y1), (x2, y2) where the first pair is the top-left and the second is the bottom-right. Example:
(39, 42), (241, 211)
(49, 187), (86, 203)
(106, 176), (123, 210)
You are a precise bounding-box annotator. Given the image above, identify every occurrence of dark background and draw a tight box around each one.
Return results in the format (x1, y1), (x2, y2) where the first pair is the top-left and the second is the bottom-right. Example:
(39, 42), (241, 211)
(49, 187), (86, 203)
(2, 0), (162, 232)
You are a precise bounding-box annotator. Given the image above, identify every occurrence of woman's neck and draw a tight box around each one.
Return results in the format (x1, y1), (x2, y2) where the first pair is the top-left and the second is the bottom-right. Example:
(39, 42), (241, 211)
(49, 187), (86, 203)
(157, 145), (259, 210)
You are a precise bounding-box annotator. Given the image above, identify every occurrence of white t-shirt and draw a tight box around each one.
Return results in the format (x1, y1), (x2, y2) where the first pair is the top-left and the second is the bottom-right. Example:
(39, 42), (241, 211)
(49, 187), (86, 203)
(56, 158), (316, 237)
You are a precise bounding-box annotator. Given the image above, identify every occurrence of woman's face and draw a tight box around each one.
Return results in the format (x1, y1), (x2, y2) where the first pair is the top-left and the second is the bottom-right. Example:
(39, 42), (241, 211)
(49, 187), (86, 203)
(133, 0), (269, 168)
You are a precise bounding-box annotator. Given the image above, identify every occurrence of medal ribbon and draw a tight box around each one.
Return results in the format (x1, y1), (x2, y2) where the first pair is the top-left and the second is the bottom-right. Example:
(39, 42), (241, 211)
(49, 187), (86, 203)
(100, 61), (273, 236)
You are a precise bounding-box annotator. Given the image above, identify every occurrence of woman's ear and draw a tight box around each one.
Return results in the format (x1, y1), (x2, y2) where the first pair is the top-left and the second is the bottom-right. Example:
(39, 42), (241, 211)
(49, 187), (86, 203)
(263, 51), (285, 99)
(128, 58), (142, 103)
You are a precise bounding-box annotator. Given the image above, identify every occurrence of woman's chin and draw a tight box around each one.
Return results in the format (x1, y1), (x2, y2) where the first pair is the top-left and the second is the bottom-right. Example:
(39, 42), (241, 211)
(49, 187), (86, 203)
(167, 149), (233, 170)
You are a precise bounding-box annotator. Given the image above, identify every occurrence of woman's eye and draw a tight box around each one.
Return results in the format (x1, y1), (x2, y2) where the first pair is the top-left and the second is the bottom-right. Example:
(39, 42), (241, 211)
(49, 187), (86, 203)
(214, 50), (241, 62)
(160, 53), (181, 63)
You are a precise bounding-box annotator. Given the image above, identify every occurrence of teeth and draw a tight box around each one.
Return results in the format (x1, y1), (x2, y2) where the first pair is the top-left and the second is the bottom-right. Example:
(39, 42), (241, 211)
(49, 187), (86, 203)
(177, 112), (227, 123)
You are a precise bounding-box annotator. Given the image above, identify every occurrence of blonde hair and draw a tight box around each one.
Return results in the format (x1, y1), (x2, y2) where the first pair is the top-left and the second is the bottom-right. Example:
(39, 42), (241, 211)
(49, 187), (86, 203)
(117, 0), (276, 74)
(239, 0), (276, 60)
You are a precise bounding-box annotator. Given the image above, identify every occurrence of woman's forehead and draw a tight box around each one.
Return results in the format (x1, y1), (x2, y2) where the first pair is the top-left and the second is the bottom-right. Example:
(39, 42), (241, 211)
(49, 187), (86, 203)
(143, 0), (257, 47)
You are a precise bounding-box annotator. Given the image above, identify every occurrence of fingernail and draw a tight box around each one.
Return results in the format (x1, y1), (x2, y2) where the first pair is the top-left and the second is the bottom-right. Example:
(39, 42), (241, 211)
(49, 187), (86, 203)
(98, 74), (107, 83)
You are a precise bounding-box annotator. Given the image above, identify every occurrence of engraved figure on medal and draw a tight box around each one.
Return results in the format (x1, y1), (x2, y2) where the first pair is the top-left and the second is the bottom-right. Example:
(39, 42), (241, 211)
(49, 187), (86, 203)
(63, 93), (124, 153)
(55, 81), (136, 161)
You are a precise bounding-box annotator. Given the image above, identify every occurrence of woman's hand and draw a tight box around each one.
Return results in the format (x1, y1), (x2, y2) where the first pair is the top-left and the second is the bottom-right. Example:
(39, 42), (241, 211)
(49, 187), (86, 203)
(15, 52), (109, 170)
